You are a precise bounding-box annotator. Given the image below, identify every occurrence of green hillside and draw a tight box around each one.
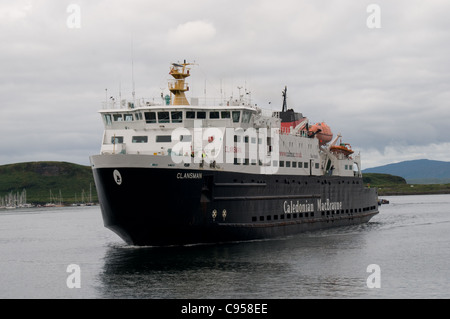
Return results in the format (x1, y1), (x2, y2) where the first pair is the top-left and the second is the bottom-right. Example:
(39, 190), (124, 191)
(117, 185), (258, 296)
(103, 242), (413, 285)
(363, 173), (407, 186)
(0, 161), (97, 205)
(363, 173), (450, 195)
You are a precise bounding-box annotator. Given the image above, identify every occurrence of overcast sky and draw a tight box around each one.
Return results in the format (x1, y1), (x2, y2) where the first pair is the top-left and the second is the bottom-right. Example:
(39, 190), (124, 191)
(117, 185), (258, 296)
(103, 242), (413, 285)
(1, 0), (449, 169)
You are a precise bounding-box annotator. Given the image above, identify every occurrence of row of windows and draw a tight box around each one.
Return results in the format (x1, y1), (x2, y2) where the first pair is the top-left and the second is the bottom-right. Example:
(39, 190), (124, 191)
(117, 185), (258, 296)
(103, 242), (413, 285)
(252, 206), (377, 222)
(252, 212), (315, 222)
(234, 159), (317, 169)
(104, 110), (254, 125)
(112, 136), (172, 144)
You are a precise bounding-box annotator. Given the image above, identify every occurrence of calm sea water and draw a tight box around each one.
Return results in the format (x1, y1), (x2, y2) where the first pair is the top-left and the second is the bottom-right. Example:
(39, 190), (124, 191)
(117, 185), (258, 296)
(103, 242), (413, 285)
(0, 194), (449, 299)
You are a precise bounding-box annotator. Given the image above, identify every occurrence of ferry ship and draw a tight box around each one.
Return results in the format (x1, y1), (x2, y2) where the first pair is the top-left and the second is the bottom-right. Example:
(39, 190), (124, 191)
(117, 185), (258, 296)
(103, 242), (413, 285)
(90, 61), (379, 246)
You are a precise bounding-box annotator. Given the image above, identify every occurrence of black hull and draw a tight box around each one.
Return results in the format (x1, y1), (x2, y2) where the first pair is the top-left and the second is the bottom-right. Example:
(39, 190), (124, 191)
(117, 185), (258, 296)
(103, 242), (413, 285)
(92, 164), (379, 246)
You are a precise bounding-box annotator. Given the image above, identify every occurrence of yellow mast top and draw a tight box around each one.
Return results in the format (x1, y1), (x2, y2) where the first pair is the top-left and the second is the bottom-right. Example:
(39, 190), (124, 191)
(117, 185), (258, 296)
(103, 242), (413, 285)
(168, 60), (193, 105)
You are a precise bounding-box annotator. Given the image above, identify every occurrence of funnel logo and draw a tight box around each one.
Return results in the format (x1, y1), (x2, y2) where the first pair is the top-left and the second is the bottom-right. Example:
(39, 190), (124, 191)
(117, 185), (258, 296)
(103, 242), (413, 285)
(113, 170), (122, 185)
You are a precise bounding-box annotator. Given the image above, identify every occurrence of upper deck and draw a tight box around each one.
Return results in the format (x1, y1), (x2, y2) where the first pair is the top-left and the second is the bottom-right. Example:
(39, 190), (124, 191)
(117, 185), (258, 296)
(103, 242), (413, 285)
(94, 61), (362, 178)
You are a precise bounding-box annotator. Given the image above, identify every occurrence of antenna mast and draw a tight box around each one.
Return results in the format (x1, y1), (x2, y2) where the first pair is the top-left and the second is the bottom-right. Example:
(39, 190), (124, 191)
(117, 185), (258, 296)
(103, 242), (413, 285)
(281, 86), (288, 112)
(131, 38), (135, 104)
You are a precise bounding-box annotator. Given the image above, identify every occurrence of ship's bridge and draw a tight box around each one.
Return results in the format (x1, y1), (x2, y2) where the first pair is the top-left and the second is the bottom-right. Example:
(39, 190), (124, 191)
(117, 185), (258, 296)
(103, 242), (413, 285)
(99, 104), (260, 130)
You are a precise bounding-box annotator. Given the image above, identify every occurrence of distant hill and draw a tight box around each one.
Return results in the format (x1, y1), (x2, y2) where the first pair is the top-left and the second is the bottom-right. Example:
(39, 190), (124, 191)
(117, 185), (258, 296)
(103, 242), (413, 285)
(362, 173), (407, 186)
(363, 159), (450, 184)
(0, 161), (97, 205)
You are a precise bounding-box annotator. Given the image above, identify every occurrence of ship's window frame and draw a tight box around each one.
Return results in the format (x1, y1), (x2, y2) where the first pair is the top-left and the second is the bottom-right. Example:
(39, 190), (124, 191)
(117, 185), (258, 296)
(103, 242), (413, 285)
(113, 114), (123, 122)
(186, 111), (195, 119)
(144, 112), (157, 124)
(158, 111), (170, 123)
(156, 135), (172, 143)
(292, 161), (297, 168)
(304, 162), (309, 168)
(286, 161), (291, 168)
(124, 114), (134, 122)
(171, 111), (183, 123)
(104, 114), (112, 126)
(209, 111), (220, 119)
(315, 163), (320, 169)
(132, 136), (148, 143)
(280, 161), (285, 168)
(221, 111), (231, 119)
(134, 112), (142, 121)
(111, 136), (123, 144)
(232, 111), (241, 123)
(298, 162), (303, 168)
(242, 110), (252, 123)
(197, 111), (206, 119)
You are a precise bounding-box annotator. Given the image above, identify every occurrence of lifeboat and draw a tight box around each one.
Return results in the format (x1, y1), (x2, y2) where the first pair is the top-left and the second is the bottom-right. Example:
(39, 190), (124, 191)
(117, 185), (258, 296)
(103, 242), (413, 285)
(330, 143), (354, 156)
(308, 122), (333, 145)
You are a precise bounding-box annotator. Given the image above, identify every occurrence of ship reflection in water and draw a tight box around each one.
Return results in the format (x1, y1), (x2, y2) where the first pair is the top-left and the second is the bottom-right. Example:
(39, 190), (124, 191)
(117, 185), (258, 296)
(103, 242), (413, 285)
(97, 224), (378, 299)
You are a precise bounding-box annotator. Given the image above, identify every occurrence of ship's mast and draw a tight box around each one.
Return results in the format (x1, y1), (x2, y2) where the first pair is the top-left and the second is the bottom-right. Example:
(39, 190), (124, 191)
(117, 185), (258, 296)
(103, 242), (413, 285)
(281, 86), (288, 112)
(168, 60), (192, 105)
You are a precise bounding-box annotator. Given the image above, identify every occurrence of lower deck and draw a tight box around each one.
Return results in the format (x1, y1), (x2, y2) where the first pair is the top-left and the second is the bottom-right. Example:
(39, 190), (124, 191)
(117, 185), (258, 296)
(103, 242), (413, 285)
(91, 155), (379, 245)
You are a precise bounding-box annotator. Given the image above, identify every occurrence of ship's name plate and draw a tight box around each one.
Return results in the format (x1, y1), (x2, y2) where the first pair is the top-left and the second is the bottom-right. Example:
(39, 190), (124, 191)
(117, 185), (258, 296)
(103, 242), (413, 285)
(177, 172), (203, 179)
(283, 199), (343, 214)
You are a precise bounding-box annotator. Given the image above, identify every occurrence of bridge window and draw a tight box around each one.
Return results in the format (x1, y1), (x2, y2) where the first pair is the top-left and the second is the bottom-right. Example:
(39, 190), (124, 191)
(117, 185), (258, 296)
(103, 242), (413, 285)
(209, 111), (220, 119)
(186, 111), (195, 119)
(113, 114), (123, 121)
(171, 111), (183, 123)
(144, 112), (156, 124)
(124, 114), (133, 122)
(221, 111), (230, 119)
(242, 111), (252, 123)
(197, 111), (206, 119)
(103, 114), (112, 125)
(232, 111), (240, 123)
(158, 112), (170, 123)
